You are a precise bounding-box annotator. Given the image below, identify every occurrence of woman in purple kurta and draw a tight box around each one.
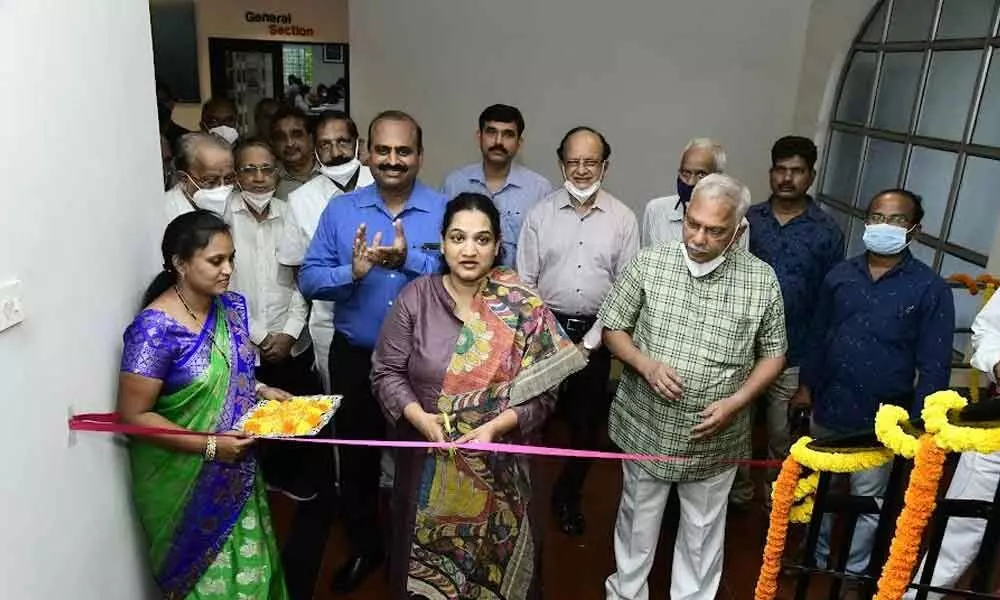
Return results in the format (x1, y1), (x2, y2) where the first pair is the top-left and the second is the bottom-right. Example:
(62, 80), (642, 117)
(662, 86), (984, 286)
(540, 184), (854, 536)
(371, 194), (586, 599)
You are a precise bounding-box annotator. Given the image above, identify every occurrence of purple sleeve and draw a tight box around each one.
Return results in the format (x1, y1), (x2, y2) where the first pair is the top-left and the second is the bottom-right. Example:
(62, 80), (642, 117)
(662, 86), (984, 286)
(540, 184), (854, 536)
(120, 311), (178, 380)
(371, 283), (422, 423)
(511, 389), (557, 438)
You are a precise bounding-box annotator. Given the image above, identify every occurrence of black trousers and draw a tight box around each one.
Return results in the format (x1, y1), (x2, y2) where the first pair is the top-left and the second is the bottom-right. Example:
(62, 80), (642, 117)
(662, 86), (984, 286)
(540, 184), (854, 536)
(550, 313), (613, 506)
(330, 332), (385, 556)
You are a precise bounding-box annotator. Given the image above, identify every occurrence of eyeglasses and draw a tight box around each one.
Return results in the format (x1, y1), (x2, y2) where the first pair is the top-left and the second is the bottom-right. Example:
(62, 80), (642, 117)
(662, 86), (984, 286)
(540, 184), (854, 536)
(238, 165), (278, 177)
(316, 139), (356, 153)
(564, 159), (603, 170)
(865, 213), (912, 227)
(191, 173), (237, 187)
(678, 168), (711, 182)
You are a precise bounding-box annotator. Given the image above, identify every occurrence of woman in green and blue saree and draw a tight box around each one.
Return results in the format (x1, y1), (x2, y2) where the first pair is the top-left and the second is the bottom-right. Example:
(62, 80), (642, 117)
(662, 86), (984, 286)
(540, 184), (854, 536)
(372, 193), (587, 599)
(117, 210), (289, 599)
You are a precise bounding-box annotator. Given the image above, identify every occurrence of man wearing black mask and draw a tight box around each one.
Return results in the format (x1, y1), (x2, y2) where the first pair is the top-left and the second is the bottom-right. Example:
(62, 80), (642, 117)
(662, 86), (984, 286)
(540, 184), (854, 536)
(641, 138), (748, 249)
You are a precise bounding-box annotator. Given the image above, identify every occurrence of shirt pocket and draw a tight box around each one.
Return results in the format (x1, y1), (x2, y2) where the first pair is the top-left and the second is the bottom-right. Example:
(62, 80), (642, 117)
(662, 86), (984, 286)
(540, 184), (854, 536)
(883, 302), (920, 344)
(697, 312), (755, 367)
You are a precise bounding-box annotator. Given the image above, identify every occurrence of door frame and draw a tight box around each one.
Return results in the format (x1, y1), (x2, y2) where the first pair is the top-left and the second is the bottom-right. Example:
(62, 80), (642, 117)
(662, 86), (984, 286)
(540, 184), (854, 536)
(207, 37), (351, 115)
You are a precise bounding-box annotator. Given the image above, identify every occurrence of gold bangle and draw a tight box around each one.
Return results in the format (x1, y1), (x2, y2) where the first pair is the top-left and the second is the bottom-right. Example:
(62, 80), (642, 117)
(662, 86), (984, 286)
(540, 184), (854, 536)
(204, 435), (217, 461)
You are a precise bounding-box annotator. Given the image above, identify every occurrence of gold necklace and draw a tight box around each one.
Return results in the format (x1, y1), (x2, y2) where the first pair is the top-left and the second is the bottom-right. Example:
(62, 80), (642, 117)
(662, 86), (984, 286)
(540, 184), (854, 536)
(174, 285), (231, 368)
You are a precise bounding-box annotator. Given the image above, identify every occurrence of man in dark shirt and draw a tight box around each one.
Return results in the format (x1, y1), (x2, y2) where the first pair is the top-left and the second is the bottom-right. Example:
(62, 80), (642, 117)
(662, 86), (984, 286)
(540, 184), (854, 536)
(796, 188), (954, 576)
(742, 136), (844, 504)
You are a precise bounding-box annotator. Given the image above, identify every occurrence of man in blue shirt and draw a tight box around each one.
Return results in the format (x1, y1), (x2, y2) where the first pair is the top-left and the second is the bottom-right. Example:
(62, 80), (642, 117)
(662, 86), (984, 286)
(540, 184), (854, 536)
(441, 104), (552, 268)
(743, 136), (844, 504)
(796, 188), (954, 578)
(299, 110), (446, 594)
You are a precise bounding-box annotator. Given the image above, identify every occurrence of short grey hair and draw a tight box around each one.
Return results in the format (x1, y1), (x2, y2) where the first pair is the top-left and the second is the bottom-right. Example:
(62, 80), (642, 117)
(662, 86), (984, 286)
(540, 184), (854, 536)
(691, 173), (752, 221)
(174, 132), (231, 173)
(683, 138), (727, 173)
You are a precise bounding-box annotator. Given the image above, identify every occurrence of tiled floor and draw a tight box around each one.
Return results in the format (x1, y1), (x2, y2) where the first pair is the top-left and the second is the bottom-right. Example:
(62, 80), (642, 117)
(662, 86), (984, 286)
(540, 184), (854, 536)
(267, 419), (816, 600)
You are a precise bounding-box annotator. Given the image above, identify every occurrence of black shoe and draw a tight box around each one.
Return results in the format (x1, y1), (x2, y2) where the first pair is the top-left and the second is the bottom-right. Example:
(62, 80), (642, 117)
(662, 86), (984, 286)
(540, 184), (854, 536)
(553, 502), (585, 536)
(329, 552), (384, 595)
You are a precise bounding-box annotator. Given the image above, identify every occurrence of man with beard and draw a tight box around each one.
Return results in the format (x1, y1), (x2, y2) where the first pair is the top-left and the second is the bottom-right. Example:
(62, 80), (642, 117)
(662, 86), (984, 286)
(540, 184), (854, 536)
(279, 110), (374, 393)
(442, 104), (552, 267)
(271, 106), (319, 199)
(300, 110), (446, 595)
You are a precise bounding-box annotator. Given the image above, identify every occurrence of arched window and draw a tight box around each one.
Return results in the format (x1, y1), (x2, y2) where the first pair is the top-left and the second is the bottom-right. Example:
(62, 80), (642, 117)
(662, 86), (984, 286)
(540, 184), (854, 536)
(819, 0), (1000, 353)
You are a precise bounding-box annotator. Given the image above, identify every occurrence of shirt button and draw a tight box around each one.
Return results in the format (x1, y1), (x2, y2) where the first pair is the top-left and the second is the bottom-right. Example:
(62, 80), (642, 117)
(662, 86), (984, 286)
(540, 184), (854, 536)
(577, 265), (582, 269)
(389, 273), (396, 279)
(388, 300), (393, 306)
(579, 241), (583, 246)
(577, 289), (582, 293)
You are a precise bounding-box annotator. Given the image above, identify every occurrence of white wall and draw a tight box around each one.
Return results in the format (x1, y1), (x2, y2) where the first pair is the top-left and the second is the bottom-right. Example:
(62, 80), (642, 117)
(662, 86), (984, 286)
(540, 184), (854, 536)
(350, 0), (813, 210)
(0, 0), (160, 597)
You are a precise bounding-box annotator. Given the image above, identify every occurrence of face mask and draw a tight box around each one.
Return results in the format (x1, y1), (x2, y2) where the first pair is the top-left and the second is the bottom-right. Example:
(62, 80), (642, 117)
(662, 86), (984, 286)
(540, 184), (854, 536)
(317, 146), (361, 186)
(208, 125), (239, 145)
(184, 173), (232, 214)
(562, 163), (605, 203)
(241, 189), (274, 213)
(681, 225), (740, 278)
(863, 223), (913, 256)
(675, 177), (695, 212)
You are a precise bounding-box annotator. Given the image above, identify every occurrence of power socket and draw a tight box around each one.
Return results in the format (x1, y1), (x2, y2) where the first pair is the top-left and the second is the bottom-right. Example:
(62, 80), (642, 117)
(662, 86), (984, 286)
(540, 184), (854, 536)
(0, 280), (25, 333)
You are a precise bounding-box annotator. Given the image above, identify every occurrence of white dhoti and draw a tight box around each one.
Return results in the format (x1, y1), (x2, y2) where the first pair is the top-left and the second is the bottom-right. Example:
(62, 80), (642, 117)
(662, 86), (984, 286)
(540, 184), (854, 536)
(606, 461), (737, 600)
(904, 451), (1000, 600)
(309, 300), (335, 393)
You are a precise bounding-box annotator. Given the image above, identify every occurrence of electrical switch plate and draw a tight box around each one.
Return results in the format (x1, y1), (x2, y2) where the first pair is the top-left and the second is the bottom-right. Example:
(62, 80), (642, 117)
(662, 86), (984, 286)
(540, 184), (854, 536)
(0, 280), (25, 333)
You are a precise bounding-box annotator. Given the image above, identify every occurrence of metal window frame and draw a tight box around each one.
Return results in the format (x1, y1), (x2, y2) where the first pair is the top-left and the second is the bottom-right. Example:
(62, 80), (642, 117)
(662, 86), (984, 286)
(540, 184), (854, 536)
(817, 0), (1000, 271)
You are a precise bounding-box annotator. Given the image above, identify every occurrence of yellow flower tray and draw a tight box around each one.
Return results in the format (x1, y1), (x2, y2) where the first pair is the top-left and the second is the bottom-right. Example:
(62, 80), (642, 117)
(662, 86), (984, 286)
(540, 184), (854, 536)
(236, 395), (341, 437)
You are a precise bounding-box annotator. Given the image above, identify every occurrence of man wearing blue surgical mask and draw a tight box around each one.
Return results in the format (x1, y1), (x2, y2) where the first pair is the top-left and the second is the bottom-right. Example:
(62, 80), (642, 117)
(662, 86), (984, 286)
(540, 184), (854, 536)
(796, 189), (954, 586)
(641, 138), (750, 249)
(164, 133), (235, 222)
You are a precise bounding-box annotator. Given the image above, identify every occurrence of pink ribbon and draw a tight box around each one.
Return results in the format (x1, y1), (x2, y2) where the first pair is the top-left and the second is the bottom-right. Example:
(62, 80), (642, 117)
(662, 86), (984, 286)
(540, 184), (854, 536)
(68, 412), (781, 467)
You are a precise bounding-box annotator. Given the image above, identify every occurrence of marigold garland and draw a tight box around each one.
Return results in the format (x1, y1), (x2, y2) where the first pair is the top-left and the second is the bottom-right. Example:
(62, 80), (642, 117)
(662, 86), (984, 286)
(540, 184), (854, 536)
(922, 391), (1000, 454)
(789, 496), (815, 524)
(754, 456), (802, 600)
(789, 436), (894, 473)
(872, 435), (947, 600)
(875, 405), (920, 459)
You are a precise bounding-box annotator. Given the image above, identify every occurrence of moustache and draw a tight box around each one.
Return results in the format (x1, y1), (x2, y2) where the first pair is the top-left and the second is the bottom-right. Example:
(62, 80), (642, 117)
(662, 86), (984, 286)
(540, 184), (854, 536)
(488, 145), (508, 155)
(378, 164), (407, 174)
(325, 155), (353, 166)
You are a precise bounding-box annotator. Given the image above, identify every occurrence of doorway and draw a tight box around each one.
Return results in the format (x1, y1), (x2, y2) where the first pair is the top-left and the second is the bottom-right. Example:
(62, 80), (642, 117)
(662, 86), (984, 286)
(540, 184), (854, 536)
(208, 38), (350, 135)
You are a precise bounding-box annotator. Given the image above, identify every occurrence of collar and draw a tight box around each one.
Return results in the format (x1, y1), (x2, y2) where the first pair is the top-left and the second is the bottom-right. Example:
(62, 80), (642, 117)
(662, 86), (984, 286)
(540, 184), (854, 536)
(665, 194), (684, 222)
(354, 180), (435, 213)
(557, 187), (606, 211)
(230, 193), (282, 221)
(469, 162), (525, 190)
(279, 163), (320, 183)
(849, 249), (915, 280)
(764, 195), (822, 224)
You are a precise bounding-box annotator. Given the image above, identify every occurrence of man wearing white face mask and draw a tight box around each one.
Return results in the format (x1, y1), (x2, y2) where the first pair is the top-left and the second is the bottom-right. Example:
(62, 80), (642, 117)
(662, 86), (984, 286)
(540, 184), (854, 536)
(164, 133), (235, 222)
(278, 111), (374, 393)
(796, 189), (954, 584)
(223, 138), (318, 500)
(600, 173), (787, 600)
(200, 97), (240, 145)
(518, 126), (639, 536)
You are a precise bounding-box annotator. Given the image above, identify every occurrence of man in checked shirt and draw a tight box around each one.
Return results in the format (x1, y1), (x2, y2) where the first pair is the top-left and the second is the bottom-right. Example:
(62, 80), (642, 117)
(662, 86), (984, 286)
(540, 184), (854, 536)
(600, 173), (787, 600)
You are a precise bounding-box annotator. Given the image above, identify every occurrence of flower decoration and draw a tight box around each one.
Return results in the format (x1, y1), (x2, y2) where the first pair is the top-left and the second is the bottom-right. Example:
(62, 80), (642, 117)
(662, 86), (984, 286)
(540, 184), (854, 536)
(241, 397), (334, 436)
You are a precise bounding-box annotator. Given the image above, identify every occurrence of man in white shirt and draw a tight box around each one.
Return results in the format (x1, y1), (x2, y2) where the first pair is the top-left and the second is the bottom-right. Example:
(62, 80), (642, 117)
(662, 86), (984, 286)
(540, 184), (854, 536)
(518, 126), (639, 536)
(641, 138), (749, 250)
(278, 111), (374, 393)
(441, 104), (553, 267)
(225, 137), (325, 598)
(164, 133), (235, 222)
(903, 292), (1000, 600)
